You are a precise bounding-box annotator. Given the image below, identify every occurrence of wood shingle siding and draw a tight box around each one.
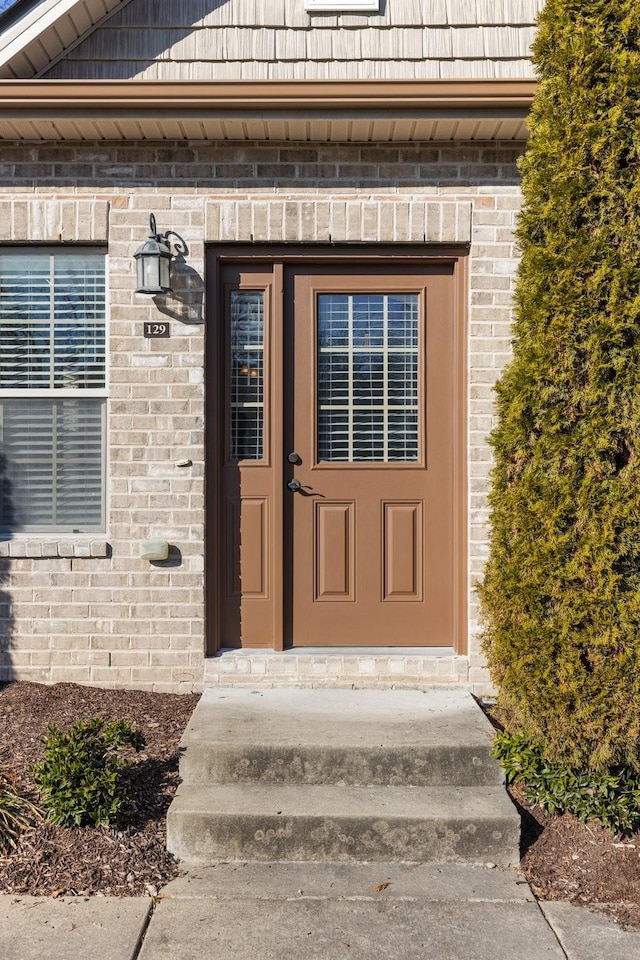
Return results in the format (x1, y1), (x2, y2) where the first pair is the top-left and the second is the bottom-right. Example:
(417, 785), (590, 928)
(42, 0), (543, 81)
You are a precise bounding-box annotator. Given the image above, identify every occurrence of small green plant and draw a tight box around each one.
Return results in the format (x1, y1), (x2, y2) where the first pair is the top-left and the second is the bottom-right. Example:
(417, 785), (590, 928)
(0, 775), (42, 851)
(493, 730), (640, 835)
(32, 717), (146, 827)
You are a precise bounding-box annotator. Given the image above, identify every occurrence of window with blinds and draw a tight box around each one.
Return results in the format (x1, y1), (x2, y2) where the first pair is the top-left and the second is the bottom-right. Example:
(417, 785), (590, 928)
(0, 250), (106, 533)
(317, 293), (419, 463)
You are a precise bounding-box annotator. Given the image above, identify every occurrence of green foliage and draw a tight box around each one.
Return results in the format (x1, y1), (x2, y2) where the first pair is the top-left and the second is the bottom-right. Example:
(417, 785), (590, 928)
(32, 717), (146, 827)
(479, 0), (640, 771)
(493, 731), (640, 834)
(0, 775), (42, 851)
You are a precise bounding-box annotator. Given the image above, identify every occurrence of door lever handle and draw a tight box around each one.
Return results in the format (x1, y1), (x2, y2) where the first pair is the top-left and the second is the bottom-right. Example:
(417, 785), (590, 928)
(286, 478), (323, 498)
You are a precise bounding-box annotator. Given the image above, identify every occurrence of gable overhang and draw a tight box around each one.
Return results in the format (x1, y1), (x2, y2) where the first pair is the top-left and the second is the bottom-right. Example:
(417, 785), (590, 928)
(0, 79), (535, 141)
(0, 0), (129, 79)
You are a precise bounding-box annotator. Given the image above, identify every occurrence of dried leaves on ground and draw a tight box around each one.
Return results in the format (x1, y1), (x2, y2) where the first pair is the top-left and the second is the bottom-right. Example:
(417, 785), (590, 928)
(0, 681), (198, 897)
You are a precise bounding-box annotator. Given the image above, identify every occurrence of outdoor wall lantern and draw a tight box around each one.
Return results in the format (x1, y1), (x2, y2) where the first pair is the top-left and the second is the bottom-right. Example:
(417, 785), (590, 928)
(134, 214), (173, 294)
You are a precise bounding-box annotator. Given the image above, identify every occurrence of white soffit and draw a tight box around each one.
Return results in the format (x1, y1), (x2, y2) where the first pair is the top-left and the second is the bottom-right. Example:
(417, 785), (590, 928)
(0, 80), (535, 142)
(0, 0), (127, 78)
(0, 79), (534, 141)
(0, 115), (530, 142)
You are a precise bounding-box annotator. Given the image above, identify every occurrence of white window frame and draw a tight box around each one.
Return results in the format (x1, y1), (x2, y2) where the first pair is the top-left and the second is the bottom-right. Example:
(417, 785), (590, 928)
(305, 0), (381, 12)
(0, 246), (107, 534)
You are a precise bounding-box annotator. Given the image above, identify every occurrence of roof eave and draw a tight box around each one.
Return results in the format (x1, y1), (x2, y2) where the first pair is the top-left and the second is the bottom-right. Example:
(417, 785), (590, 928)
(0, 78), (536, 141)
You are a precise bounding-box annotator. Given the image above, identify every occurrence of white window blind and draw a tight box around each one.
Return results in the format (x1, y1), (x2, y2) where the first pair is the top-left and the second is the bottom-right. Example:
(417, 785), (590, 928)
(0, 250), (106, 533)
(317, 293), (419, 463)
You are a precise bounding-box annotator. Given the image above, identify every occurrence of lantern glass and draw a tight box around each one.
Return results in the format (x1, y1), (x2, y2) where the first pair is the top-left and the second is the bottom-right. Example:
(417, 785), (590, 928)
(135, 249), (157, 293)
(159, 249), (171, 291)
(134, 230), (173, 294)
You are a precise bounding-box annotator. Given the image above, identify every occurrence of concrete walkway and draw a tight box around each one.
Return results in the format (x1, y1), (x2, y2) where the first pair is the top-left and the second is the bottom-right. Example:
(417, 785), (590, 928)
(2, 864), (640, 960)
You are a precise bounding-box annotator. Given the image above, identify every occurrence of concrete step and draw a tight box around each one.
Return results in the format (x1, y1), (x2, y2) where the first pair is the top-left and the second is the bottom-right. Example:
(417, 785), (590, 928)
(168, 688), (520, 867)
(180, 742), (502, 787)
(167, 783), (520, 865)
(179, 688), (503, 787)
(161, 861), (535, 901)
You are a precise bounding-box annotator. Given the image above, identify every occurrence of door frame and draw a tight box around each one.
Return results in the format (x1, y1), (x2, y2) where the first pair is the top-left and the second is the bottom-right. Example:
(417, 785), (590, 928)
(205, 244), (469, 656)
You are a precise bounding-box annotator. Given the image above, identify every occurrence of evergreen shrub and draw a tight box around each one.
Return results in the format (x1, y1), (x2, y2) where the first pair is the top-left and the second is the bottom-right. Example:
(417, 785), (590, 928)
(493, 731), (640, 834)
(32, 717), (146, 827)
(480, 0), (640, 771)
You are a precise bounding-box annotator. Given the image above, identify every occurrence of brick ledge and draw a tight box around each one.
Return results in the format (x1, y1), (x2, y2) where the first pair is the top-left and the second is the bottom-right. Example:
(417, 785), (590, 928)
(0, 539), (110, 559)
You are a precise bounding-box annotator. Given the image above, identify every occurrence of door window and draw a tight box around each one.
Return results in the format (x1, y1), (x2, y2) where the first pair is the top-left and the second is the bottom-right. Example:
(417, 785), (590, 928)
(316, 292), (419, 462)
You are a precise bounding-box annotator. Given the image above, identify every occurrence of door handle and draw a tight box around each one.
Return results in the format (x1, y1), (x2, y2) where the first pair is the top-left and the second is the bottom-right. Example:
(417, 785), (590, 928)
(286, 478), (323, 498)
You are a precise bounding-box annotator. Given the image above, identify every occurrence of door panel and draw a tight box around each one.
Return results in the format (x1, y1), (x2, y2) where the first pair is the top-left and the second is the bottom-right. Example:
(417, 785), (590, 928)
(315, 501), (355, 600)
(216, 256), (458, 650)
(383, 501), (423, 601)
(289, 267), (454, 646)
(239, 497), (269, 597)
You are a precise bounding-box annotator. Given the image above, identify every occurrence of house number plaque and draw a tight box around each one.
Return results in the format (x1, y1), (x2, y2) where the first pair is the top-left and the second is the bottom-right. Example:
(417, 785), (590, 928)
(144, 322), (170, 338)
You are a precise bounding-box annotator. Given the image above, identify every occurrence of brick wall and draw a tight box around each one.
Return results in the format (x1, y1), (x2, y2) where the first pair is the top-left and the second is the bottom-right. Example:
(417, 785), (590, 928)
(0, 140), (523, 692)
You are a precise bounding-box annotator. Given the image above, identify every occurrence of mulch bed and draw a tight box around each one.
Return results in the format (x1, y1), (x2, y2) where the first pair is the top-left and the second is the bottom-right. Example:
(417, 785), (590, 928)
(0, 681), (199, 897)
(514, 784), (640, 929)
(480, 701), (640, 929)
(1, 681), (639, 927)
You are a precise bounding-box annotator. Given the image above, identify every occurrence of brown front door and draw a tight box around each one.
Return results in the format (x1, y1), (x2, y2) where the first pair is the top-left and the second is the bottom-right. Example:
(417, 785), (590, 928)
(212, 252), (462, 650)
(289, 265), (455, 646)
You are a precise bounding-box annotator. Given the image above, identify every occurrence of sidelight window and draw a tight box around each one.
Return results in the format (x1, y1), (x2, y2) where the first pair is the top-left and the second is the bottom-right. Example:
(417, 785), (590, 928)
(229, 289), (265, 462)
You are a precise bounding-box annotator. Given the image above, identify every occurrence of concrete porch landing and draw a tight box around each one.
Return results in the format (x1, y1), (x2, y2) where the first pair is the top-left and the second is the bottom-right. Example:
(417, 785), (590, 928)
(167, 688), (520, 866)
